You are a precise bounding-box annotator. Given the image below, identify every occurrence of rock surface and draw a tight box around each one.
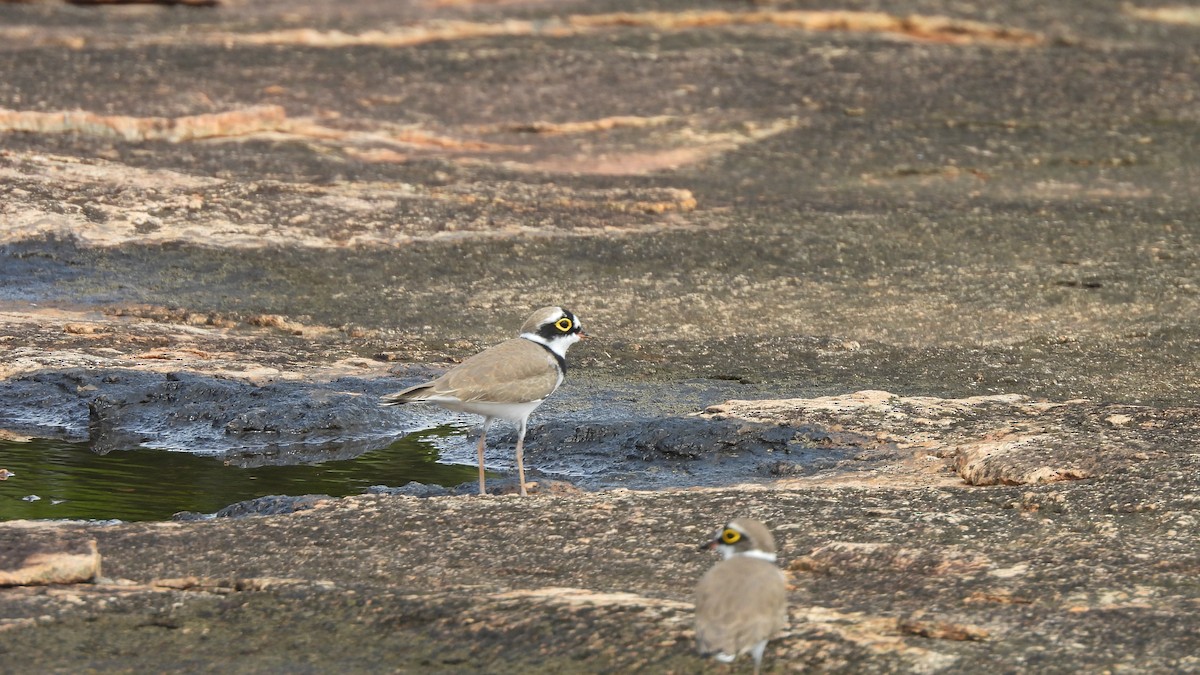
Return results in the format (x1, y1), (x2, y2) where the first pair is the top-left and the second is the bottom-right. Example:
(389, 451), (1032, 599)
(2, 0), (1200, 671)
(0, 524), (101, 586)
(2, 469), (1199, 671)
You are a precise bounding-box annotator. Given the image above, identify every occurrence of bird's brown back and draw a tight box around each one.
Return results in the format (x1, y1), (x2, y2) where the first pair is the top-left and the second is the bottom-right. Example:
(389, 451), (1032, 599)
(407, 338), (561, 404)
(695, 556), (788, 656)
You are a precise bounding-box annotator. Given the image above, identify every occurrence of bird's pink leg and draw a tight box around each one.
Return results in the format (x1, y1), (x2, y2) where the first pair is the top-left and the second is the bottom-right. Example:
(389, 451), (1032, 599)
(515, 420), (528, 497)
(477, 418), (493, 496)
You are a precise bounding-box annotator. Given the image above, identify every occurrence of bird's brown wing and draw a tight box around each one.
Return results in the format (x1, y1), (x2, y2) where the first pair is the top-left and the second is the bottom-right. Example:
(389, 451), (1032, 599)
(695, 558), (788, 656)
(423, 338), (561, 404)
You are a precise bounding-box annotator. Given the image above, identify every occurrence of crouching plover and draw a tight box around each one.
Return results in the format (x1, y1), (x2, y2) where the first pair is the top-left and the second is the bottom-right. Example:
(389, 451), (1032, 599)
(695, 518), (788, 674)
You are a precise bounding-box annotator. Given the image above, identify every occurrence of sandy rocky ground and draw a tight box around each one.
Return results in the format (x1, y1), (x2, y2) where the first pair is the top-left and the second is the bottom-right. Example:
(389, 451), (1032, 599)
(2, 0), (1200, 672)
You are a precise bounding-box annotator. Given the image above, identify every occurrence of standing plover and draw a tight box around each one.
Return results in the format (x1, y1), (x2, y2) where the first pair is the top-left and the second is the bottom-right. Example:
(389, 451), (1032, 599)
(381, 306), (585, 496)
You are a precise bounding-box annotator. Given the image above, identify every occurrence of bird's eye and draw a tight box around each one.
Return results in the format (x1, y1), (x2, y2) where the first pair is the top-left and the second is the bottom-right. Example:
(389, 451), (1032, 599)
(721, 529), (741, 544)
(555, 318), (573, 332)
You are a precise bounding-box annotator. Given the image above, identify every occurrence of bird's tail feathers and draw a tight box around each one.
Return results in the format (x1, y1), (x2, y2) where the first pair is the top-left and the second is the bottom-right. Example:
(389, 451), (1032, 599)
(380, 383), (434, 406)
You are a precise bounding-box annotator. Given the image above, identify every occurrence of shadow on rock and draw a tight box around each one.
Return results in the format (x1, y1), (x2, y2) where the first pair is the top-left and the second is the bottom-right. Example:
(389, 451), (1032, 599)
(505, 416), (889, 490)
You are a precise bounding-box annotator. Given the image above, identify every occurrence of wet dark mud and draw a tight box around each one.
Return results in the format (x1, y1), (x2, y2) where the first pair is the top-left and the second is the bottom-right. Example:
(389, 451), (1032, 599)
(0, 363), (875, 520)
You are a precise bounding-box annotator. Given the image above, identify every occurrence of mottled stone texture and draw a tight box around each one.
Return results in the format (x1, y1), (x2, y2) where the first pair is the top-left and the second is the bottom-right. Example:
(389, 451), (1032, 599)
(2, 0), (1199, 671)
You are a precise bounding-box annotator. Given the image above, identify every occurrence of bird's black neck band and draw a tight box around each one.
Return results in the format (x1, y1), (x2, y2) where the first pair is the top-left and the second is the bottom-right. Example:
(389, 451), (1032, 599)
(524, 336), (566, 373)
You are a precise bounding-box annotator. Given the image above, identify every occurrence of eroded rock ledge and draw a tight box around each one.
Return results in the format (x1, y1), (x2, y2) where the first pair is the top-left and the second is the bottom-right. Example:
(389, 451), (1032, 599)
(705, 390), (1193, 487)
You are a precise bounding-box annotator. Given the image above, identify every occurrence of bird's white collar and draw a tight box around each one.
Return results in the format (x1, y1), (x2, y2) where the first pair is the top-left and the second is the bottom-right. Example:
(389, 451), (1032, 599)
(721, 548), (778, 563)
(521, 331), (579, 360)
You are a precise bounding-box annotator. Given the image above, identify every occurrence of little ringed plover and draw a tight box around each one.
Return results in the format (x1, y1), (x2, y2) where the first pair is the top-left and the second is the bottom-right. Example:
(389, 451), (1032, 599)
(695, 517), (788, 675)
(381, 306), (585, 496)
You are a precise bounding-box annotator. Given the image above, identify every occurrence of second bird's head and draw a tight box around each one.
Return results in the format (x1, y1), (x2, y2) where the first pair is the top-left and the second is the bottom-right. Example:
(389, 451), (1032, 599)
(700, 518), (778, 562)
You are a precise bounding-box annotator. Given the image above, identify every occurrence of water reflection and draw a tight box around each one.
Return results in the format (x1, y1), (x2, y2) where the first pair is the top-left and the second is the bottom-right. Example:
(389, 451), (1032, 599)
(0, 427), (477, 522)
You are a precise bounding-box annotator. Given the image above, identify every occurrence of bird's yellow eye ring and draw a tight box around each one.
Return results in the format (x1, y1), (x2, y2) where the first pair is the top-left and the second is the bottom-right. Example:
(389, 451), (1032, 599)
(722, 529), (741, 545)
(555, 318), (573, 332)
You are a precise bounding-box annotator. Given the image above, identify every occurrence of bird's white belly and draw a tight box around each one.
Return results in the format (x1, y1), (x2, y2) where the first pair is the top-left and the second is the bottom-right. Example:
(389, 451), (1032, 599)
(429, 397), (545, 424)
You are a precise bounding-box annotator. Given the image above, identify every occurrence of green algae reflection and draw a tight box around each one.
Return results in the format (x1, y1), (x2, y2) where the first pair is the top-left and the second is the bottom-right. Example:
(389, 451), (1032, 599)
(0, 427), (478, 522)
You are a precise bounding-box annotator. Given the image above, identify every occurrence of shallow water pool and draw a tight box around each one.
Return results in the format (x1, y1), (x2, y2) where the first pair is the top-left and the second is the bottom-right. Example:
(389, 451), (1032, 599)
(0, 427), (478, 522)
